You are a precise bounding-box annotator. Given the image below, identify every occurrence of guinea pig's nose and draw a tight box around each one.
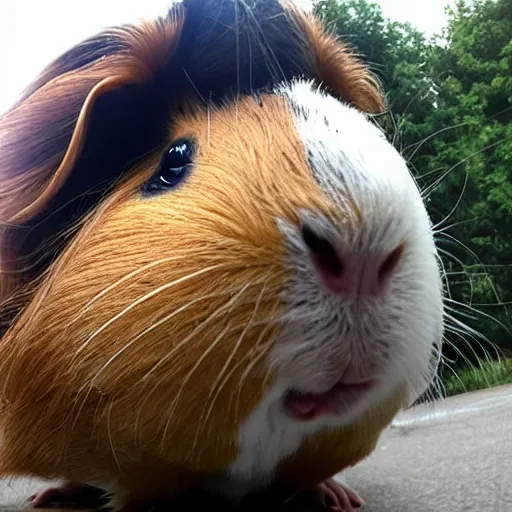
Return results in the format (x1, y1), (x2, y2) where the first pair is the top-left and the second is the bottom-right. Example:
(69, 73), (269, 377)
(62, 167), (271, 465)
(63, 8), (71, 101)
(301, 224), (403, 299)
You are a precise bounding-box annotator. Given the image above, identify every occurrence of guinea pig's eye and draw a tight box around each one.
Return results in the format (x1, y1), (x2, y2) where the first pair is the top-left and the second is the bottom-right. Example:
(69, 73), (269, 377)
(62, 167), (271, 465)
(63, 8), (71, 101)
(141, 138), (195, 195)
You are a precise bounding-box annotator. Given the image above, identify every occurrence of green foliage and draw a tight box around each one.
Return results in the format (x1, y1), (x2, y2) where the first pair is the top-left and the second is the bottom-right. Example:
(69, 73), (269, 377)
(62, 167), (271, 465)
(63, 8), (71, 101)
(313, 0), (437, 124)
(443, 357), (512, 396)
(314, 0), (512, 376)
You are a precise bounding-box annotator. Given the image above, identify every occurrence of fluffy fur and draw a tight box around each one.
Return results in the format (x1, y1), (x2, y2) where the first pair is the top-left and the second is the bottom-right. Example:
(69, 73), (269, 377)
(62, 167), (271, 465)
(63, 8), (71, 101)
(0, 0), (443, 509)
(216, 81), (442, 499)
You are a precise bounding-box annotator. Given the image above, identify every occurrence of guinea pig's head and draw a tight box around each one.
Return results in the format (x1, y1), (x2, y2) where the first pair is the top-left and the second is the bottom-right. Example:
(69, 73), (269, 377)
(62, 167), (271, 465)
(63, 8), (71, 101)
(0, 0), (443, 441)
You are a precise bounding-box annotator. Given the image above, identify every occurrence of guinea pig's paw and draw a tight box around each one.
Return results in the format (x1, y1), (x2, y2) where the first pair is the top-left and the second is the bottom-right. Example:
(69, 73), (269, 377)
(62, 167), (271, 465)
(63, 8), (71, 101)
(313, 478), (363, 511)
(28, 482), (108, 509)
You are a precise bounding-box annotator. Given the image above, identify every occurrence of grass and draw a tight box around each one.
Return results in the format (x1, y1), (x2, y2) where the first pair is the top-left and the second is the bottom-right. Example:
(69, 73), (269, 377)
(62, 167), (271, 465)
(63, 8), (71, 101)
(443, 357), (512, 397)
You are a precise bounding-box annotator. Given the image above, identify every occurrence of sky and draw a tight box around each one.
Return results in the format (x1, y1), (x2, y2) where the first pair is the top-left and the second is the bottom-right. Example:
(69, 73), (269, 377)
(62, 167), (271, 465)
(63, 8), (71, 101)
(0, 0), (454, 115)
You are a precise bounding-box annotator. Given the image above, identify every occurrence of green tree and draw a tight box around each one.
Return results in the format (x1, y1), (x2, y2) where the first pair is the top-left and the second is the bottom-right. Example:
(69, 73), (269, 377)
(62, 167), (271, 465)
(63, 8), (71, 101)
(314, 0), (436, 126)
(313, 0), (512, 373)
(422, 0), (512, 362)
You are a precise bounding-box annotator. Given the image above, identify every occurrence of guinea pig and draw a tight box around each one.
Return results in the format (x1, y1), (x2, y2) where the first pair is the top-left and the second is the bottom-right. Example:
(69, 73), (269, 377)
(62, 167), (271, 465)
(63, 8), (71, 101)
(0, 0), (444, 510)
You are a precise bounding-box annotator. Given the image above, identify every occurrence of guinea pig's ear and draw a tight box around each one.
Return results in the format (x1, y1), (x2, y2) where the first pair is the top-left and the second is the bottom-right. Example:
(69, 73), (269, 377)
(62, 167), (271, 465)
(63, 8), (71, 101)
(0, 6), (185, 290)
(284, 1), (387, 114)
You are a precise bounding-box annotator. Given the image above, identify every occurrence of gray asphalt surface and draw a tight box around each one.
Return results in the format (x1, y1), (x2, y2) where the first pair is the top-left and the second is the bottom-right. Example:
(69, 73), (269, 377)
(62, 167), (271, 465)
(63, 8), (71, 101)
(1, 385), (511, 511)
(346, 384), (512, 511)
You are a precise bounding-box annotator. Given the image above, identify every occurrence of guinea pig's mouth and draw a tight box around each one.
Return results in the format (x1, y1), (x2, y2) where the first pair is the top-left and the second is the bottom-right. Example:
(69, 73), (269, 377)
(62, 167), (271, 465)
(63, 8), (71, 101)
(283, 378), (376, 421)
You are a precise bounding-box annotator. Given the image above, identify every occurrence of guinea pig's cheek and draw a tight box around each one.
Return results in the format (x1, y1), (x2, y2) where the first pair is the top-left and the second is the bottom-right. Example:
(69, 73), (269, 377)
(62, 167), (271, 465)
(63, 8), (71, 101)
(10, 196), (286, 404)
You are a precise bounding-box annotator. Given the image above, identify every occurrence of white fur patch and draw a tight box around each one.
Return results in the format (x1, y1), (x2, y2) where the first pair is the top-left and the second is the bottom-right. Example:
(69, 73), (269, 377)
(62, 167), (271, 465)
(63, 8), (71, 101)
(203, 79), (444, 500)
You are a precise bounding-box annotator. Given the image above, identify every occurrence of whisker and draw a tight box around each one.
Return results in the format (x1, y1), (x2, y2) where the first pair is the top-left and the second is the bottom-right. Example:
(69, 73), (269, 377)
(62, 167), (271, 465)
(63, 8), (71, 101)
(234, 0), (241, 96)
(444, 325), (500, 378)
(443, 330), (482, 370)
(444, 310), (502, 358)
(68, 266), (233, 432)
(404, 121), (469, 161)
(444, 332), (494, 389)
(159, 323), (234, 450)
(405, 103), (512, 166)
(435, 249), (452, 300)
(218, 323), (273, 424)
(158, 287), (275, 446)
(438, 232), (504, 307)
(437, 246), (475, 304)
(441, 358), (468, 395)
(421, 139), (505, 199)
(432, 169), (469, 231)
(181, 65), (208, 106)
(74, 251), (222, 320)
(141, 283), (267, 382)
(76, 289), (230, 397)
(201, 280), (269, 428)
(430, 372), (447, 402)
(107, 399), (121, 471)
(445, 296), (511, 337)
(132, 282), (263, 440)
(234, 307), (280, 419)
(235, 340), (273, 416)
(433, 217), (478, 235)
(73, 263), (228, 357)
(190, 320), (276, 459)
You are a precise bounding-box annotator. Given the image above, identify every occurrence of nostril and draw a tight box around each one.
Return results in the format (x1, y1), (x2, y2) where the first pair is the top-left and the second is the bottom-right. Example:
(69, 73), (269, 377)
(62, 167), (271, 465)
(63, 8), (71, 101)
(378, 244), (404, 284)
(301, 221), (404, 298)
(301, 224), (342, 276)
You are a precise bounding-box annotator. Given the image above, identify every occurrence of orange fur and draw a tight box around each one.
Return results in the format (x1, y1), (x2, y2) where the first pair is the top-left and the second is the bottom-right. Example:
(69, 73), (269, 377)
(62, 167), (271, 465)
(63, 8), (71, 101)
(0, 1), (407, 507)
(283, 0), (386, 114)
(0, 96), (344, 501)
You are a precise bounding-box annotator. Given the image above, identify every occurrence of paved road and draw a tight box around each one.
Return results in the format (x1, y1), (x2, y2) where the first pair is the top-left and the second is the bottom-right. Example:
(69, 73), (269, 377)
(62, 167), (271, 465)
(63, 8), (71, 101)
(346, 384), (512, 511)
(1, 385), (511, 511)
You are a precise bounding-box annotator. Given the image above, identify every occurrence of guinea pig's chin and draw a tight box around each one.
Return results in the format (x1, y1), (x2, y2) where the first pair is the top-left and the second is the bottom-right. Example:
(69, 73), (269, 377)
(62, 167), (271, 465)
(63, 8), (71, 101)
(281, 373), (393, 425)
(273, 352), (406, 426)
(268, 316), (441, 424)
